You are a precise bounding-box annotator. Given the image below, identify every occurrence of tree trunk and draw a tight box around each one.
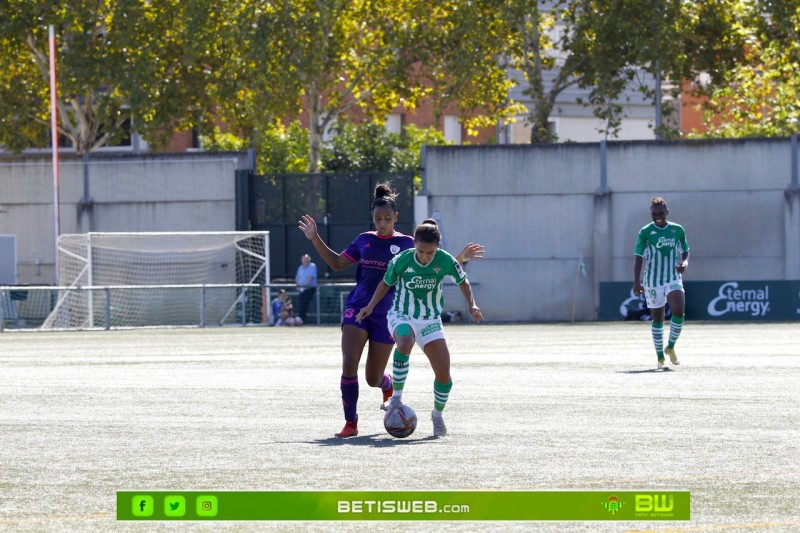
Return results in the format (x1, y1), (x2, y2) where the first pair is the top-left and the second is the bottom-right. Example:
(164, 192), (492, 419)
(523, 70), (557, 144)
(520, 11), (556, 144)
(529, 101), (555, 144)
(304, 83), (324, 218)
(307, 83), (322, 174)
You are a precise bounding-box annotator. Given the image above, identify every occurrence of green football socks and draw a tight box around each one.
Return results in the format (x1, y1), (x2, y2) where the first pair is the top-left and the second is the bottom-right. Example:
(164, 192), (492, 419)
(392, 349), (410, 391)
(652, 321), (664, 360)
(668, 315), (684, 349)
(433, 379), (453, 412)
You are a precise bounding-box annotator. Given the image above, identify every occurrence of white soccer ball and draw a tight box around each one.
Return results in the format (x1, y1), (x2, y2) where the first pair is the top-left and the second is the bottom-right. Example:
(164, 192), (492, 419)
(383, 403), (417, 438)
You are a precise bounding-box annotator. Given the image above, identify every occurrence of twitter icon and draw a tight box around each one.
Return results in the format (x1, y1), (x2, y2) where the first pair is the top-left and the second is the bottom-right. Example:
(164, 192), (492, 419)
(164, 495), (186, 517)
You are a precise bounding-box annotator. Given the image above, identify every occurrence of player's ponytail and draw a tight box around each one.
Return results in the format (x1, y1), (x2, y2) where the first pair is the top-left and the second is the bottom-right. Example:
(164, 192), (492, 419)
(372, 182), (398, 213)
(414, 219), (441, 244)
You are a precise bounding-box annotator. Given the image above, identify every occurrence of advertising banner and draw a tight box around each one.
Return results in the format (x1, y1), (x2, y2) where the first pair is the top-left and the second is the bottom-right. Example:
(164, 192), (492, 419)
(600, 281), (800, 321)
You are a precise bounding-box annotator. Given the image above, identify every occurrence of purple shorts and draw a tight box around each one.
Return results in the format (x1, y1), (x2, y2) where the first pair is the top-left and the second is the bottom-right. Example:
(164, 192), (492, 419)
(341, 307), (394, 345)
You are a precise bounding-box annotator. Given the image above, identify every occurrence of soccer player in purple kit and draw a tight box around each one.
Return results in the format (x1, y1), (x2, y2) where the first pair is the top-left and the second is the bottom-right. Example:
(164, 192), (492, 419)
(299, 182), (483, 437)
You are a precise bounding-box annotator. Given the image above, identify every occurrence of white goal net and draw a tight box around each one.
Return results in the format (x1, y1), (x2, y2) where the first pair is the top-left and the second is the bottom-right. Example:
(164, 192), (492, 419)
(41, 232), (270, 329)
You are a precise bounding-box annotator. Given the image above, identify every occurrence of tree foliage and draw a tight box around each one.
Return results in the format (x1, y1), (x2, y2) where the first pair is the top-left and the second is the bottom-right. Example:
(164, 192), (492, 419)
(444, 0), (751, 143)
(321, 122), (448, 183)
(225, 0), (525, 175)
(3, 0), (796, 161)
(0, 0), (233, 153)
(493, 0), (681, 142)
(230, 1), (417, 173)
(694, 0), (800, 137)
(402, 1), (527, 138)
(202, 121), (311, 174)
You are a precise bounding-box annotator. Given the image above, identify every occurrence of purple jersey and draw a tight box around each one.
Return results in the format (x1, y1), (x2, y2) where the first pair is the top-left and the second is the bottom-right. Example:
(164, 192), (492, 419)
(342, 231), (414, 313)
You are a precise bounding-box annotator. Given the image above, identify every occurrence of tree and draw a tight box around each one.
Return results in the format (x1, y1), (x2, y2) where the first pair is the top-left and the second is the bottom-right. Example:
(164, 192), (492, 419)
(0, 0), (232, 153)
(222, 1), (416, 216)
(400, 1), (527, 138)
(429, 0), (744, 143)
(321, 122), (448, 188)
(232, 1), (413, 175)
(202, 121), (311, 174)
(379, 0), (686, 144)
(228, 0), (526, 178)
(496, 0), (684, 142)
(694, 0), (800, 137)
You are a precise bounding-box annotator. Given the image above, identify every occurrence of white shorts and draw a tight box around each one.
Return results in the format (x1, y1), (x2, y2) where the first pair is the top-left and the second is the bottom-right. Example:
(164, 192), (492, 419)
(644, 281), (684, 309)
(387, 310), (446, 349)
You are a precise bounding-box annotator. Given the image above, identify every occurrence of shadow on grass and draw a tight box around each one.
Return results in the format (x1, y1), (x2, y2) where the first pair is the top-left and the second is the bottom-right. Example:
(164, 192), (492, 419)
(617, 367), (674, 374)
(312, 433), (441, 447)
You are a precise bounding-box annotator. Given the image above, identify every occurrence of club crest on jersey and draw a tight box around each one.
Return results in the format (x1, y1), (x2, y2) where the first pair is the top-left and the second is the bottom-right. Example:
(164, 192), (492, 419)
(390, 245), (401, 254)
(433, 266), (441, 273)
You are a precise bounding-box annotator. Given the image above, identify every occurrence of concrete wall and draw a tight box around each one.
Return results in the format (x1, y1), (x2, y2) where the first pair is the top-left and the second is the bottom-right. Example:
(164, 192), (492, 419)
(4, 140), (798, 322)
(420, 138), (800, 321)
(0, 152), (246, 284)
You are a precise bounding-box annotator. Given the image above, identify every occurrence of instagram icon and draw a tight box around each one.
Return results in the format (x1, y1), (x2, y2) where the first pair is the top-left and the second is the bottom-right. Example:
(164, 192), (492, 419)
(196, 495), (218, 517)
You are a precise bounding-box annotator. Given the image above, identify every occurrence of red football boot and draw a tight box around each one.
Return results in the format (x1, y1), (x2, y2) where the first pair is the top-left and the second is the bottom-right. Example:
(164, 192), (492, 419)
(380, 382), (394, 411)
(335, 421), (358, 437)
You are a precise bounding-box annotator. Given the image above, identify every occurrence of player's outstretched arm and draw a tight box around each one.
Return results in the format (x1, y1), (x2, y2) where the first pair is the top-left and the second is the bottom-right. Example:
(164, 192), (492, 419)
(455, 242), (485, 264)
(298, 214), (353, 271)
(355, 281), (392, 322)
(458, 280), (483, 322)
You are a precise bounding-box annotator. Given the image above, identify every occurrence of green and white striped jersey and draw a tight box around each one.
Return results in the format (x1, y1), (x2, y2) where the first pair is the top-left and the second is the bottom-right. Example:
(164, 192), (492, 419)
(383, 248), (467, 319)
(634, 222), (690, 287)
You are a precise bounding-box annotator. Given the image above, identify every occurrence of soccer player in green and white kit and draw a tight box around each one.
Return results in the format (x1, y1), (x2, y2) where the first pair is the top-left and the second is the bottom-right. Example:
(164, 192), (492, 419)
(356, 218), (483, 436)
(634, 197), (690, 370)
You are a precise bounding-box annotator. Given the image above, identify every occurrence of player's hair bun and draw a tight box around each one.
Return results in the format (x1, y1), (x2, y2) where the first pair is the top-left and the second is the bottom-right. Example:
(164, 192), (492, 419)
(375, 182), (395, 199)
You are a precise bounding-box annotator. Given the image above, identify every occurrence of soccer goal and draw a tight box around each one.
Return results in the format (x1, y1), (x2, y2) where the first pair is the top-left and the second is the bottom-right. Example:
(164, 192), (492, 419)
(41, 232), (269, 329)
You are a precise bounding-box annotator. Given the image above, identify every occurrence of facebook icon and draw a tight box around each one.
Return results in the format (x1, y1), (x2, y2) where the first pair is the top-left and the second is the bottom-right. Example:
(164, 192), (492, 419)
(131, 495), (153, 517)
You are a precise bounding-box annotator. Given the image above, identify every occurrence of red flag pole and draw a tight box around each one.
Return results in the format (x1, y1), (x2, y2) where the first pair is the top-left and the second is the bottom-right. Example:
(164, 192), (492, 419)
(49, 25), (61, 284)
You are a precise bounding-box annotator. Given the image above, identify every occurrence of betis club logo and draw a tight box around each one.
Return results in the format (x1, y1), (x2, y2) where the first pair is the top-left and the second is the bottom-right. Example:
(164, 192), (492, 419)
(603, 496), (624, 515)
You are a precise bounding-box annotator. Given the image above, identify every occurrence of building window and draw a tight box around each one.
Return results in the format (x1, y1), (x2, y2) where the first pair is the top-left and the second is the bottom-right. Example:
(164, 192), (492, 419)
(443, 115), (461, 145)
(385, 114), (402, 134)
(510, 117), (558, 144)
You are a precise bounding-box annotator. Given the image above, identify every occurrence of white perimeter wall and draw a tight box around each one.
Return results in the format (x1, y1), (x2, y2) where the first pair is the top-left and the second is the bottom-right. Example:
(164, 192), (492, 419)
(420, 138), (800, 321)
(4, 141), (799, 322)
(0, 152), (245, 284)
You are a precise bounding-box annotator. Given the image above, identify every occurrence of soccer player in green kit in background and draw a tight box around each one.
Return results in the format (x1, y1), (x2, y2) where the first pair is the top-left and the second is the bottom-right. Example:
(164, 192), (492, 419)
(356, 218), (483, 437)
(633, 197), (690, 370)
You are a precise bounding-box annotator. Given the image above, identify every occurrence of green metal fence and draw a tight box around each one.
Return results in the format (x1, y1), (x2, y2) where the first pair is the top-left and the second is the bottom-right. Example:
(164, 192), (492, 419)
(0, 282), (357, 331)
(242, 171), (414, 280)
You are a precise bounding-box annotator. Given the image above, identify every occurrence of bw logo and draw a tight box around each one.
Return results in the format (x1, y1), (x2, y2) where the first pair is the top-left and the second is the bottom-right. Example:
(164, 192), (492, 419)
(636, 494), (674, 512)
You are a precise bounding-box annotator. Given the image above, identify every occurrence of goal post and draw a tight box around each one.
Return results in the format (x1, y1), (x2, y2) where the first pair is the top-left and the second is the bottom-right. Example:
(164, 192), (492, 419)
(41, 231), (270, 329)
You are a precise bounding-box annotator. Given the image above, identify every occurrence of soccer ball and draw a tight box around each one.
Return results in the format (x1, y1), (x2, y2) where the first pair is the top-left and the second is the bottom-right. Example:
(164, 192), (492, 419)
(383, 403), (417, 438)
